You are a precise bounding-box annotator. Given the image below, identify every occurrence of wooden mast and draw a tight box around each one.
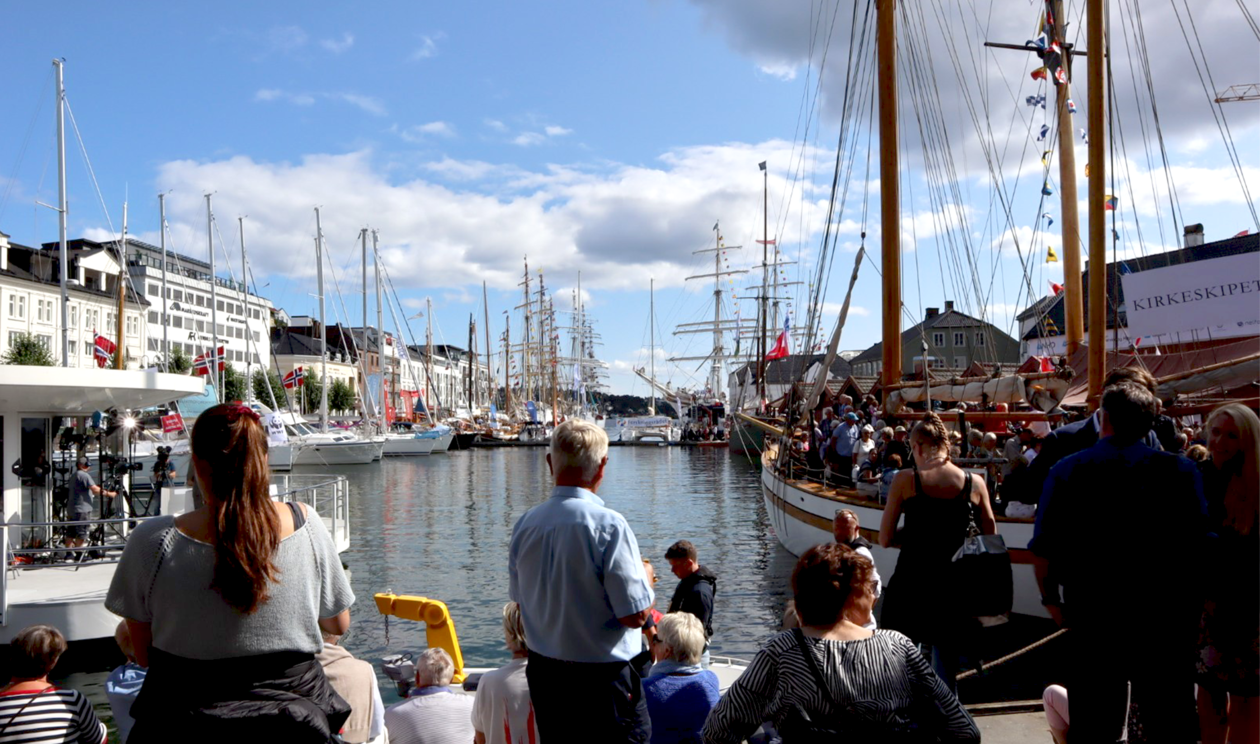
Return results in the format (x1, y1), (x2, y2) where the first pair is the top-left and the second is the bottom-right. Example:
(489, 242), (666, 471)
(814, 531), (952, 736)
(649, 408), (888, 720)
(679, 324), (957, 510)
(1052, 0), (1085, 356)
(1086, 0), (1106, 406)
(877, 0), (901, 390)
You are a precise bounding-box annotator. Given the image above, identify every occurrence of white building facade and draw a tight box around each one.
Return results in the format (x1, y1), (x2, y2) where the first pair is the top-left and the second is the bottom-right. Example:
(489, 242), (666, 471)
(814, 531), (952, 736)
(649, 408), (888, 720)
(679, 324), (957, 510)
(0, 232), (147, 367)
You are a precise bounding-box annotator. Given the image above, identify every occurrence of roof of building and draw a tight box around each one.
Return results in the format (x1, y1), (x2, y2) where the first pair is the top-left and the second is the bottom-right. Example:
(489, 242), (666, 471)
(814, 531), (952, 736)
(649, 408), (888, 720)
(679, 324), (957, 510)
(851, 304), (1016, 365)
(729, 353), (854, 386)
(271, 328), (355, 359)
(1020, 232), (1260, 341)
(2, 240), (149, 307)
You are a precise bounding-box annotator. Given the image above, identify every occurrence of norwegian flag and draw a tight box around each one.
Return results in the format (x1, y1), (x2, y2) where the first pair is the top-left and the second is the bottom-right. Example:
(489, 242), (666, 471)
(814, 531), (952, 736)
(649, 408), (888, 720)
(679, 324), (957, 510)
(765, 314), (791, 361)
(93, 332), (116, 368)
(283, 366), (305, 389)
(192, 346), (225, 376)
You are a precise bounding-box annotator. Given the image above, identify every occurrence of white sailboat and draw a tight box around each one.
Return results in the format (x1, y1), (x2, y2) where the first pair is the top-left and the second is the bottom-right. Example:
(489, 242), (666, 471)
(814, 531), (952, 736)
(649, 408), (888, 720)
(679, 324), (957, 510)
(292, 208), (382, 466)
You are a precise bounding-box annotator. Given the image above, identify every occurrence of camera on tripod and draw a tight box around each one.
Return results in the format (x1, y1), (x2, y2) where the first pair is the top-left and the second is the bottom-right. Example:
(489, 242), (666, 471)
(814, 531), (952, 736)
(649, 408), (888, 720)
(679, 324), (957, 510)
(57, 428), (87, 452)
(101, 454), (143, 476)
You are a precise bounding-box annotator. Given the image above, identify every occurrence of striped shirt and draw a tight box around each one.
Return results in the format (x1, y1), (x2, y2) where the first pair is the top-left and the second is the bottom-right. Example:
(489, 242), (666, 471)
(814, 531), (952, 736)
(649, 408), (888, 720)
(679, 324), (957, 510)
(701, 629), (979, 743)
(0, 688), (106, 744)
(384, 688), (475, 744)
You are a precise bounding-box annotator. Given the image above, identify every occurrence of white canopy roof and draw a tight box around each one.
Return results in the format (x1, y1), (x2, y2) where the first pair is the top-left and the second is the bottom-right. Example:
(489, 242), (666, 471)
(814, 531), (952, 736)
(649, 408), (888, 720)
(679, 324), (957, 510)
(0, 366), (205, 414)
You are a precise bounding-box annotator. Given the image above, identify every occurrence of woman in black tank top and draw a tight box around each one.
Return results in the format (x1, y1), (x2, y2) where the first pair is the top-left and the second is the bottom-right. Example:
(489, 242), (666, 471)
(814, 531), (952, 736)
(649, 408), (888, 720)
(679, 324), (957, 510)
(878, 414), (996, 691)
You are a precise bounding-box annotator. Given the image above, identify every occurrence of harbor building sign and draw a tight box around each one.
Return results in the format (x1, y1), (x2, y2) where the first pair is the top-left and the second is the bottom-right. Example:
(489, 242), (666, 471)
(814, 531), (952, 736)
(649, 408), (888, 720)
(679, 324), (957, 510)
(1121, 252), (1260, 343)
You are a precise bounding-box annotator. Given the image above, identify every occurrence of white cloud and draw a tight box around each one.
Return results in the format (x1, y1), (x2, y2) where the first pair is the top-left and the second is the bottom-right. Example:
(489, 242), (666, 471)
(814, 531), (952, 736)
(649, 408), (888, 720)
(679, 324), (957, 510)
(512, 132), (547, 147)
(544, 125), (573, 137)
(758, 62), (798, 81)
(320, 33), (355, 54)
(411, 33), (443, 60)
(255, 90), (384, 116)
(396, 122), (455, 142)
(484, 119), (508, 132)
(144, 139), (838, 300)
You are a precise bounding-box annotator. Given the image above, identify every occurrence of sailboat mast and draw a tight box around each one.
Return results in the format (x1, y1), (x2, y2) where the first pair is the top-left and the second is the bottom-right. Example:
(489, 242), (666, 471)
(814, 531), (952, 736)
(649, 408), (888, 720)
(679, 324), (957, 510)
(159, 193), (168, 370)
(374, 230), (385, 434)
(650, 278), (656, 416)
(713, 228), (724, 399)
(468, 314), (475, 414)
(1052, 0), (1085, 356)
(207, 195), (220, 395)
(1086, 0), (1106, 405)
(504, 315), (512, 414)
(426, 297), (434, 418)
(483, 281), (492, 410)
(359, 228), (371, 422)
(54, 59), (69, 367)
(115, 200), (127, 370)
(759, 162), (769, 403)
(877, 0), (902, 390)
(315, 207), (329, 432)
(240, 216), (250, 398)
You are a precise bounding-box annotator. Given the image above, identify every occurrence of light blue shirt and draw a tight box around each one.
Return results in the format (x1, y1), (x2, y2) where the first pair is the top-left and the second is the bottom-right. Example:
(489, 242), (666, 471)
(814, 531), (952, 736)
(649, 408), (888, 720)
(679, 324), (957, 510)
(106, 662), (146, 742)
(831, 422), (860, 456)
(509, 486), (654, 663)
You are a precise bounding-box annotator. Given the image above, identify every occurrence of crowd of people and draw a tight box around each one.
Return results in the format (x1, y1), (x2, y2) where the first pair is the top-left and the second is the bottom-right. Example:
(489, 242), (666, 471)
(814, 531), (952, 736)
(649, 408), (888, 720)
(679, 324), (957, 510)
(5, 380), (1254, 743)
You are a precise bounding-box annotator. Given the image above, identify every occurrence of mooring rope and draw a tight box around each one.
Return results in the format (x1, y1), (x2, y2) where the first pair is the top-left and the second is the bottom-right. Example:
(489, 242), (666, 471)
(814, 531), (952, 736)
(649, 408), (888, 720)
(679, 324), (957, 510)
(956, 627), (1069, 681)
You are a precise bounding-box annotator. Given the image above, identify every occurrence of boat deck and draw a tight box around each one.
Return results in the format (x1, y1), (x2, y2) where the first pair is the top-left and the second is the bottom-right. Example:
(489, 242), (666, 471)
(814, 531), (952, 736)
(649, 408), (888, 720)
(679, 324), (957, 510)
(2, 560), (120, 643)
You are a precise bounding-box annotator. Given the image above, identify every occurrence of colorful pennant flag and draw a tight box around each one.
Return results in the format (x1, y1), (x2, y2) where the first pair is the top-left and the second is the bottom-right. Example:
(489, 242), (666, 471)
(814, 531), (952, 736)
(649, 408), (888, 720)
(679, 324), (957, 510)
(1043, 212), (1055, 228)
(765, 314), (791, 361)
(283, 366), (305, 389)
(1042, 182), (1054, 196)
(193, 346), (226, 375)
(1046, 245), (1059, 263)
(1041, 151), (1051, 166)
(1104, 195), (1118, 211)
(1067, 99), (1077, 114)
(1050, 281), (1064, 295)
(1037, 124), (1050, 141)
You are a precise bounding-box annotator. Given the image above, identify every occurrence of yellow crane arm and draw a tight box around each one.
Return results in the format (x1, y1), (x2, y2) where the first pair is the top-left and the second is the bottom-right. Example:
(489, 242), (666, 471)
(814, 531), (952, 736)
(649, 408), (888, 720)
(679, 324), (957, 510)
(374, 593), (468, 683)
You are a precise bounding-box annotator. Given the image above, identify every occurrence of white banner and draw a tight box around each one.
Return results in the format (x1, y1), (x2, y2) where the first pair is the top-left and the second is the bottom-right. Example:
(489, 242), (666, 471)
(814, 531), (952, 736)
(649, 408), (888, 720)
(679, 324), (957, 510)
(1121, 252), (1260, 342)
(264, 413), (289, 446)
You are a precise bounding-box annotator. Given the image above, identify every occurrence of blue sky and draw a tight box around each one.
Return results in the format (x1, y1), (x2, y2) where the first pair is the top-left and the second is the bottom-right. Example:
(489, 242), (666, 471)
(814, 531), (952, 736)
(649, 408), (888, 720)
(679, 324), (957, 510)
(2, 1), (1256, 395)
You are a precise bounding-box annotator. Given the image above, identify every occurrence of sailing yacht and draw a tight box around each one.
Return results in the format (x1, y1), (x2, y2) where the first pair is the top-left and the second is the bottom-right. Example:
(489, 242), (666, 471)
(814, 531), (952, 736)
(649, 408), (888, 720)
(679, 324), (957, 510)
(292, 208), (381, 466)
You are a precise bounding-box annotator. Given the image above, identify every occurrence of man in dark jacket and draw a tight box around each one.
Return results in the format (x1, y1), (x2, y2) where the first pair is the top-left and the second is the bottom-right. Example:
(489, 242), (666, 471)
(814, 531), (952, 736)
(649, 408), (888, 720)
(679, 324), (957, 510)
(664, 540), (716, 666)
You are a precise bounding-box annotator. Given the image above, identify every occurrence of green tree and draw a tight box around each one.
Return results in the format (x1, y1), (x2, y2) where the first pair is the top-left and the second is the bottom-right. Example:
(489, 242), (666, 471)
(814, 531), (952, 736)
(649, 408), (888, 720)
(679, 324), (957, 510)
(163, 346), (192, 374)
(3, 333), (56, 366)
(302, 375), (325, 415)
(252, 369), (287, 409)
(329, 378), (356, 414)
(222, 364), (247, 403)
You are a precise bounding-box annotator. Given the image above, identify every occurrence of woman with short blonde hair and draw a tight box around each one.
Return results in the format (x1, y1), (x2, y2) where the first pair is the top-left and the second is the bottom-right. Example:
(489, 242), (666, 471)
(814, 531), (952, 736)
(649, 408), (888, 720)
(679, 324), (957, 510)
(643, 612), (720, 744)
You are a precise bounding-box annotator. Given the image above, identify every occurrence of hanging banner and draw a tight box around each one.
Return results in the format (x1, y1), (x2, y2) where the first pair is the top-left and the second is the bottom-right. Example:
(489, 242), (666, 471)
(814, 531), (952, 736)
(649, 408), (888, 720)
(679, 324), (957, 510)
(161, 413), (184, 434)
(1121, 252), (1260, 342)
(263, 413), (289, 445)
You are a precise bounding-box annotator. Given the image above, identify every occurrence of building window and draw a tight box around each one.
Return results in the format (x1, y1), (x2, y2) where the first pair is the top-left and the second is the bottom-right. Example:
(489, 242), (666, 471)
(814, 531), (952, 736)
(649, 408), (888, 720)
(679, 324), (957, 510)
(975, 332), (986, 347)
(9, 294), (26, 319)
(217, 300), (224, 311)
(932, 332), (945, 348)
(69, 340), (76, 357)
(148, 338), (159, 351)
(172, 316), (183, 328)
(954, 356), (966, 368)
(8, 331), (20, 346)
(253, 331), (260, 342)
(148, 283), (159, 297)
(953, 332), (964, 346)
(195, 295), (204, 307)
(196, 320), (205, 332)
(69, 305), (78, 328)
(173, 290), (182, 302)
(149, 310), (159, 324)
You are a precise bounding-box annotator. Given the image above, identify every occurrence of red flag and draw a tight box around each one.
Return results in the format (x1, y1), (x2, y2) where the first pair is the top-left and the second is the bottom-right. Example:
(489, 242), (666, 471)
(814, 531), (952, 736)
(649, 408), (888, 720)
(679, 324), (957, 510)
(1235, 229), (1251, 238)
(161, 413), (184, 433)
(192, 347), (225, 375)
(93, 333), (116, 368)
(1050, 281), (1064, 295)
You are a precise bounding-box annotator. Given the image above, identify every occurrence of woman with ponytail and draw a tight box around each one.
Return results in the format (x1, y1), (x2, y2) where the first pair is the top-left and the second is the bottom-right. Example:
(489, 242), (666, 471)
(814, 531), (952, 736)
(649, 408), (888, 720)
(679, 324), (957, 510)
(106, 404), (354, 742)
(878, 413), (996, 692)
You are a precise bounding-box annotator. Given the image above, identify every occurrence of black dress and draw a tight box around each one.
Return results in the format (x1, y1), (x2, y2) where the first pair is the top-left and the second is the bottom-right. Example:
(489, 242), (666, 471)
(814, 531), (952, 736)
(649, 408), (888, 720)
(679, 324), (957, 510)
(879, 471), (976, 646)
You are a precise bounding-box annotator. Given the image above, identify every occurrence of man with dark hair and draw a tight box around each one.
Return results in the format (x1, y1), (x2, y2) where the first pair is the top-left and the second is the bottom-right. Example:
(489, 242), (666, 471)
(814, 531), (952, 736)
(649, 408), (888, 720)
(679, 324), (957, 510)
(69, 458), (115, 549)
(664, 540), (716, 666)
(1032, 382), (1207, 741)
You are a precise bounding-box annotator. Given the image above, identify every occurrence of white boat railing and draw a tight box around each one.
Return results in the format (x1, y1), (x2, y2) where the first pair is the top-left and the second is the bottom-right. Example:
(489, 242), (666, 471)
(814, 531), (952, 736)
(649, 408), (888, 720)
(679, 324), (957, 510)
(1, 474), (351, 625)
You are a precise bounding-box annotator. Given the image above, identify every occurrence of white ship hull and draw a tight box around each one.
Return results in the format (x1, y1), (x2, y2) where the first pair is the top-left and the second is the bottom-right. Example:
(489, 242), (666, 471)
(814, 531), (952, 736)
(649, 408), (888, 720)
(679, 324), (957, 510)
(383, 435), (437, 456)
(294, 438), (381, 465)
(759, 451), (1048, 620)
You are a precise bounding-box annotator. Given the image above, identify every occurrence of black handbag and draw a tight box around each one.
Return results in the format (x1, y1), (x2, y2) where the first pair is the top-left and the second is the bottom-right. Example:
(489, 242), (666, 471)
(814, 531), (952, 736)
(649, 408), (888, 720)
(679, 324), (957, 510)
(951, 505), (1013, 618)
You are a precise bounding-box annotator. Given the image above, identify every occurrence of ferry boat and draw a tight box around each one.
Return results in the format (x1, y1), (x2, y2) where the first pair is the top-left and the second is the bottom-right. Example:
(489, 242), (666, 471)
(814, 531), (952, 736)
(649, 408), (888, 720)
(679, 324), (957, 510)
(0, 366), (353, 643)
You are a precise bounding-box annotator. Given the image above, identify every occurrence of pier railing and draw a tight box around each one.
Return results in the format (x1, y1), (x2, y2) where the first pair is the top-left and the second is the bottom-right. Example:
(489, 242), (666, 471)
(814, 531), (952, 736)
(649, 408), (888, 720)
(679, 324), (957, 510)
(1, 473), (351, 626)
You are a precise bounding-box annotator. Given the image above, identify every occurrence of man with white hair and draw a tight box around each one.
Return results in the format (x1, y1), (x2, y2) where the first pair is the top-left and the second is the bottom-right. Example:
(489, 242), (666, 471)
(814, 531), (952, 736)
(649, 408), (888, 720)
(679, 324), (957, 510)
(384, 647), (474, 744)
(509, 419), (655, 743)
